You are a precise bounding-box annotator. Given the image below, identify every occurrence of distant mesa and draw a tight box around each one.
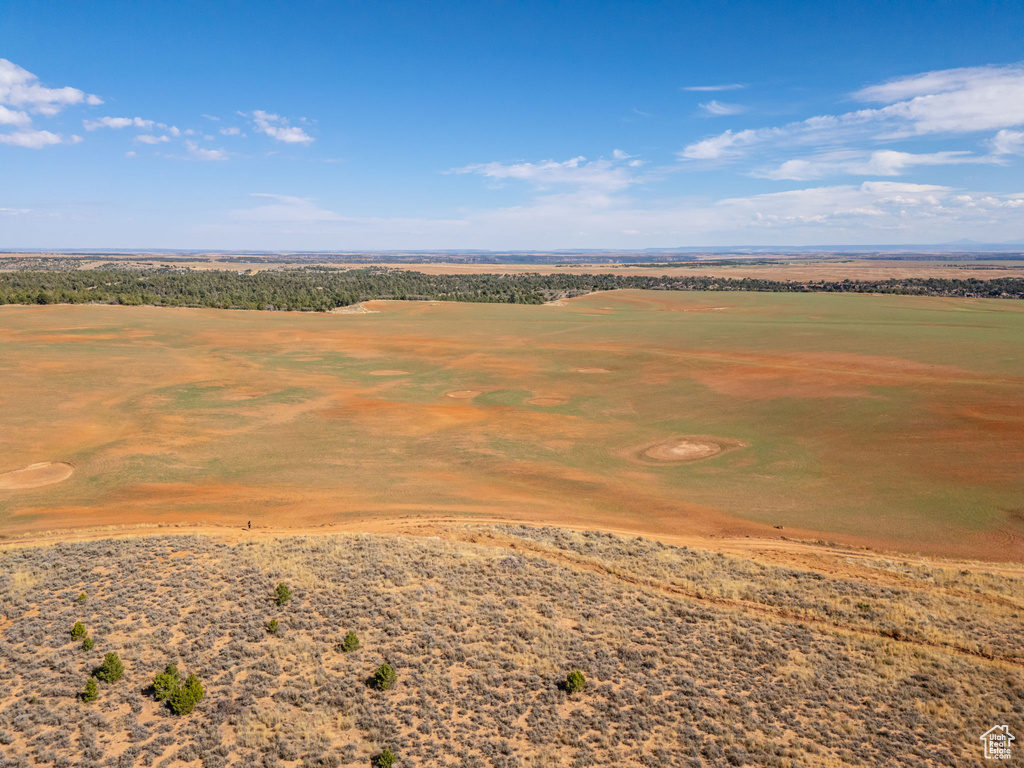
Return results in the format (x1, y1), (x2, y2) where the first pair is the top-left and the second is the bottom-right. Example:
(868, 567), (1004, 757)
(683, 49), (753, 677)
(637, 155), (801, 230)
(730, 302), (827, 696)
(625, 436), (746, 464)
(446, 389), (483, 399)
(368, 370), (409, 376)
(0, 461), (75, 490)
(572, 367), (611, 374)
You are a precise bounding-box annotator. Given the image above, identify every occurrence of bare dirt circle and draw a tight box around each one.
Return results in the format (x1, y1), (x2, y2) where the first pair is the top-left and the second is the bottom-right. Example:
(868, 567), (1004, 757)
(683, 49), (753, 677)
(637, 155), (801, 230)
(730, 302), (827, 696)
(446, 390), (483, 399)
(528, 397), (568, 406)
(368, 370), (409, 376)
(0, 462), (75, 490)
(623, 436), (747, 465)
(573, 367), (610, 374)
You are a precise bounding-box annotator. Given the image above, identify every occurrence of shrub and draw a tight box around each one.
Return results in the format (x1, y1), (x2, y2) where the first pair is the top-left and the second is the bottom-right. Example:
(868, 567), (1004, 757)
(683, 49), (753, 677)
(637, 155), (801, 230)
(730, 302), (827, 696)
(342, 631), (360, 652)
(94, 652), (124, 683)
(71, 621), (87, 640)
(82, 637), (95, 651)
(374, 748), (396, 768)
(565, 670), (586, 694)
(168, 674), (205, 716)
(76, 592), (88, 603)
(273, 583), (292, 606)
(81, 678), (98, 703)
(266, 619), (279, 634)
(152, 664), (180, 701)
(372, 664), (396, 691)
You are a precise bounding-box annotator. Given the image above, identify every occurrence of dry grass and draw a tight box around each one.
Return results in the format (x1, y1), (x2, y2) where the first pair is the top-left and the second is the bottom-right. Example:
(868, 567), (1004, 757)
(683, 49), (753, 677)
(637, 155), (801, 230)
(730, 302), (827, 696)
(0, 525), (1021, 767)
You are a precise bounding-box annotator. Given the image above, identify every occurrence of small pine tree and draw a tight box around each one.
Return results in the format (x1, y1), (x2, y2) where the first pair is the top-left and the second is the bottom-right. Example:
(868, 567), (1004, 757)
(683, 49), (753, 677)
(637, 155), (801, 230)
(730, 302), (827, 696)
(168, 687), (196, 715)
(76, 592), (88, 603)
(168, 674), (204, 716)
(152, 664), (180, 701)
(182, 673), (204, 703)
(266, 619), (279, 634)
(82, 677), (98, 703)
(273, 583), (292, 606)
(71, 621), (87, 640)
(374, 747), (396, 768)
(373, 664), (397, 691)
(82, 636), (95, 651)
(94, 652), (124, 683)
(342, 631), (360, 652)
(565, 670), (587, 694)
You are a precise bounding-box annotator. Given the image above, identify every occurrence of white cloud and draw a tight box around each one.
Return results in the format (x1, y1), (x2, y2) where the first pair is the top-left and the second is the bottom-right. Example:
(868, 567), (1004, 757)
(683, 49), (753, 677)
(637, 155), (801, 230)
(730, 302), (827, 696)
(214, 180), (1024, 248)
(249, 110), (314, 144)
(220, 126), (241, 136)
(753, 149), (990, 180)
(990, 129), (1024, 155)
(0, 59), (101, 148)
(682, 84), (745, 92)
(452, 153), (640, 193)
(680, 64), (1024, 168)
(699, 100), (746, 117)
(0, 105), (30, 126)
(83, 116), (154, 131)
(136, 134), (169, 144)
(0, 58), (102, 116)
(680, 128), (774, 160)
(185, 140), (227, 161)
(0, 129), (63, 149)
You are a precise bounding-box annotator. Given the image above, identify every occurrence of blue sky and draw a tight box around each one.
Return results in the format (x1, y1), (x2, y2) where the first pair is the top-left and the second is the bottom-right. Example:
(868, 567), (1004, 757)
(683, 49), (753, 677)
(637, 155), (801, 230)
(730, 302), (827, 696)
(2, 0), (1024, 250)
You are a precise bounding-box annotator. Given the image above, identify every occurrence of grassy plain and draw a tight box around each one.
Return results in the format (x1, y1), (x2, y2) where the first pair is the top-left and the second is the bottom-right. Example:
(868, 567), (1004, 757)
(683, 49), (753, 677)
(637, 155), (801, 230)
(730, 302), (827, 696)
(1, 290), (1022, 559)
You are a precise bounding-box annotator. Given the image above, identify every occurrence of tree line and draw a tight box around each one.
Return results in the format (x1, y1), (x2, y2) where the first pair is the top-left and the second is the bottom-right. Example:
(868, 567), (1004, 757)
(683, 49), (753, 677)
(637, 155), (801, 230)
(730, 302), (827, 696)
(0, 266), (1021, 311)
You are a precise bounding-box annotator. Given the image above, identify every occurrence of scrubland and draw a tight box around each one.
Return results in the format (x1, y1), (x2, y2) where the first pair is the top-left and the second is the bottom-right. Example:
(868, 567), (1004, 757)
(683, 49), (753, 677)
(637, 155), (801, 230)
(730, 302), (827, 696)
(1, 525), (1021, 767)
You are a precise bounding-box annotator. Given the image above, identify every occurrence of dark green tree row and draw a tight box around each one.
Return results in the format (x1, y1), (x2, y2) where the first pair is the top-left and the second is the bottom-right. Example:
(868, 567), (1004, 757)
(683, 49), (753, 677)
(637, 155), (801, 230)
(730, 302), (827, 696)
(0, 266), (1021, 311)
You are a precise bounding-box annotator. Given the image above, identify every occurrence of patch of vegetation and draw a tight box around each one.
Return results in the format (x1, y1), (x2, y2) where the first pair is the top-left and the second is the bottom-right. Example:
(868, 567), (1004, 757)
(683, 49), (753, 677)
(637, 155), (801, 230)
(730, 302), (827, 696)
(81, 636), (95, 651)
(373, 747), (397, 768)
(266, 618), (280, 634)
(93, 652), (124, 683)
(274, 582), (292, 606)
(564, 669), (587, 694)
(80, 677), (98, 703)
(152, 663), (180, 701)
(342, 631), (360, 652)
(1, 265), (1022, 312)
(168, 674), (205, 716)
(70, 621), (87, 640)
(152, 663), (205, 715)
(372, 663), (397, 691)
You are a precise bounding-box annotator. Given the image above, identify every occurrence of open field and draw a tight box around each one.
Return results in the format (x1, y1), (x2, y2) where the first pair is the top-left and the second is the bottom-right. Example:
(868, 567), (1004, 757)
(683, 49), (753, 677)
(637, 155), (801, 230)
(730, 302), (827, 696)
(322, 260), (1024, 282)
(1, 291), (1022, 560)
(4, 251), (1024, 280)
(1, 525), (1021, 767)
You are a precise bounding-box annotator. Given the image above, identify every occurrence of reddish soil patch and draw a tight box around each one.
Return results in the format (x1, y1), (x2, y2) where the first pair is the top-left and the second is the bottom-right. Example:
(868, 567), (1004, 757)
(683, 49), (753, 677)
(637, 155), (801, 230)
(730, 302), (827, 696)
(0, 462), (74, 490)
